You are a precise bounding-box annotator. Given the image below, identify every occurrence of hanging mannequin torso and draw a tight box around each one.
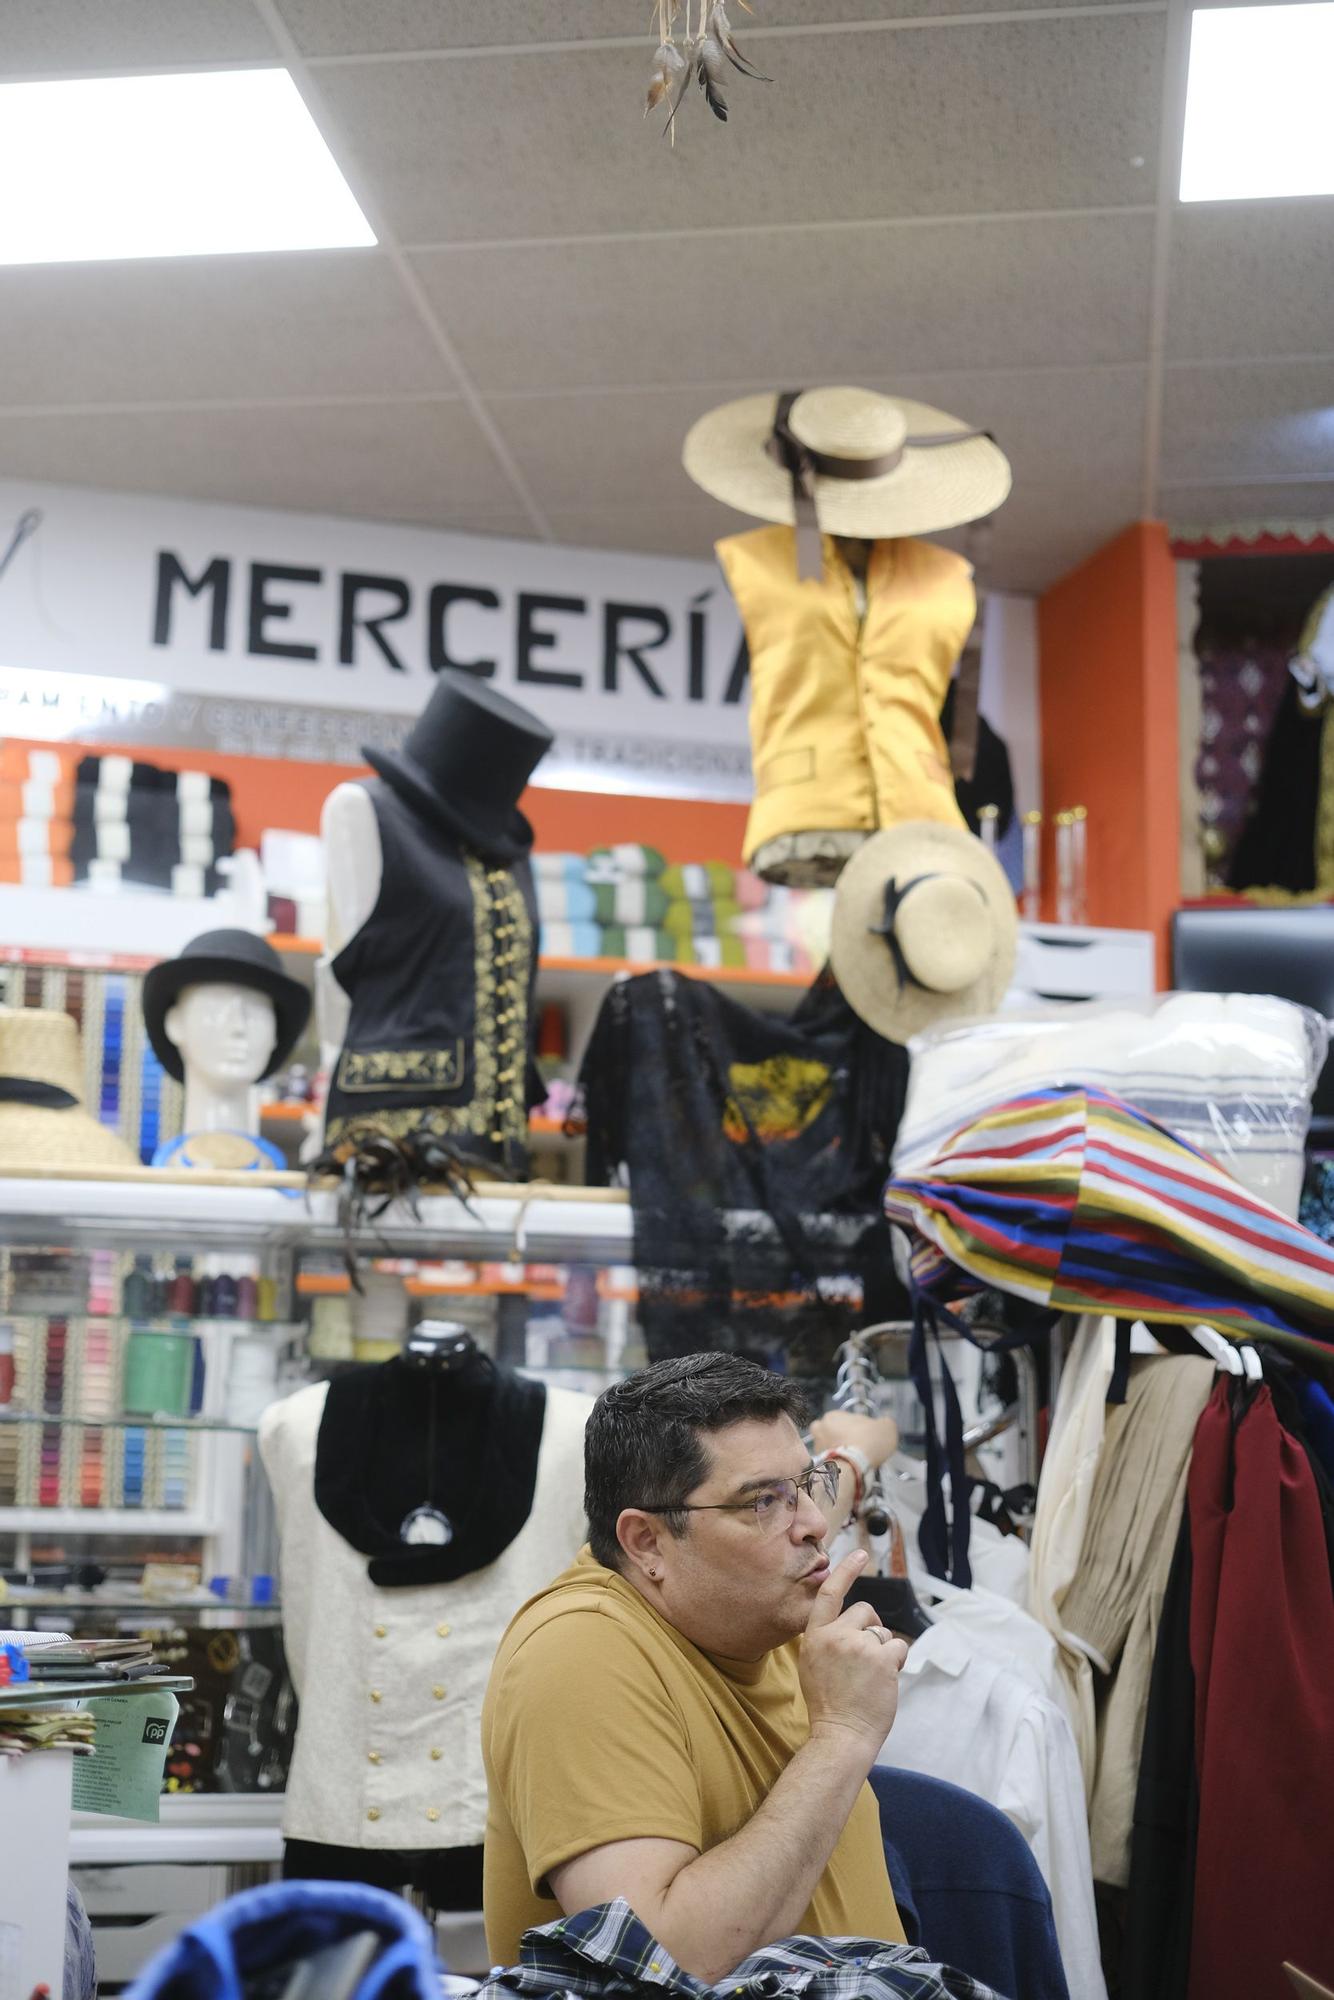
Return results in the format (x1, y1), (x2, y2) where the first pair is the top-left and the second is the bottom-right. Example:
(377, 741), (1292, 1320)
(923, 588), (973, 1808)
(716, 526), (974, 885)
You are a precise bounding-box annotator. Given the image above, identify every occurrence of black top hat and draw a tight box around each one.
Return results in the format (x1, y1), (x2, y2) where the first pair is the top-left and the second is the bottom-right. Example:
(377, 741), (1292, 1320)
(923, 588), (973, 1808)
(362, 673), (554, 863)
(142, 929), (312, 1084)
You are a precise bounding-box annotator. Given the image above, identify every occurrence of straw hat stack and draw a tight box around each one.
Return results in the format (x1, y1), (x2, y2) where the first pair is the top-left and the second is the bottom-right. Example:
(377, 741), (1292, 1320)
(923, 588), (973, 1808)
(0, 1009), (137, 1171)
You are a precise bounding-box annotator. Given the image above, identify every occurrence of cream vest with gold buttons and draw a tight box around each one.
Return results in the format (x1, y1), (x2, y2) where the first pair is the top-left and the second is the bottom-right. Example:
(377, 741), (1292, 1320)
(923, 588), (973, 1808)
(716, 527), (975, 870)
(259, 1379), (592, 1851)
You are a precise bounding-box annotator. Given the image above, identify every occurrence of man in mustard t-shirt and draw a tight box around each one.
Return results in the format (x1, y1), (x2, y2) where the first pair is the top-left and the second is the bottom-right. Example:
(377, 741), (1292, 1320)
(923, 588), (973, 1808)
(482, 1352), (909, 1982)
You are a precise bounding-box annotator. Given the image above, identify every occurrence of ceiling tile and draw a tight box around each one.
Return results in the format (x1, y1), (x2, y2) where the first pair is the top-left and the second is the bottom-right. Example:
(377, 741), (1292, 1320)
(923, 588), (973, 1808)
(281, 1), (634, 53)
(314, 16), (1162, 245)
(483, 387), (781, 516)
(543, 500), (756, 564)
(933, 484), (1142, 591)
(0, 0), (276, 72)
(484, 366), (1145, 518)
(284, 0), (1139, 56)
(1160, 361), (1334, 483)
(547, 481), (1137, 592)
(890, 366), (1147, 491)
(0, 401), (531, 525)
(1166, 200), (1334, 363)
(1159, 482), (1334, 533)
(418, 213), (1153, 395)
(0, 254), (452, 405)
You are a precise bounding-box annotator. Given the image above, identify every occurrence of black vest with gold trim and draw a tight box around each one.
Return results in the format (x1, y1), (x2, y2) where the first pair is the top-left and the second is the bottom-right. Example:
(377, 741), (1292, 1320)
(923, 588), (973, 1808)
(324, 780), (538, 1174)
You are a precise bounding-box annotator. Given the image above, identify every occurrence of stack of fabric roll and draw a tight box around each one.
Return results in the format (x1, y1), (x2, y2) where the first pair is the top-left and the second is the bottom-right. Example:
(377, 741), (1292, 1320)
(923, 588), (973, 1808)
(71, 755), (236, 895)
(533, 844), (831, 973)
(0, 744), (78, 886)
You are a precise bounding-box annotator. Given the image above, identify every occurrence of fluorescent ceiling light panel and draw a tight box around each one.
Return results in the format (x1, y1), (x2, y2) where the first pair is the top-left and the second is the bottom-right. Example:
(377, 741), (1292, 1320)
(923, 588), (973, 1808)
(0, 68), (376, 265)
(1180, 2), (1334, 201)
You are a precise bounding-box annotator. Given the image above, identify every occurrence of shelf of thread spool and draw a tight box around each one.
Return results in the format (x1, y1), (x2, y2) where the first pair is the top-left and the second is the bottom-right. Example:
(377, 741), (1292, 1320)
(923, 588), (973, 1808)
(1, 1509), (212, 1535)
(2, 1593), (282, 1615)
(0, 1412), (264, 1435)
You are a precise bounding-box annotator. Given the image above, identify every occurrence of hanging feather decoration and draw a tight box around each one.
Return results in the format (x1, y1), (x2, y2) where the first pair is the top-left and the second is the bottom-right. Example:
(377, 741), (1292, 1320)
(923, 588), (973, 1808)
(709, 1), (772, 79)
(648, 0), (770, 138)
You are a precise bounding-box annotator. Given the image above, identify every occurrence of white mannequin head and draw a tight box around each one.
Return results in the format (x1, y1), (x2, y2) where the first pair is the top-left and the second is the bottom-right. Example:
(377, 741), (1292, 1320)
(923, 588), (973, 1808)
(164, 981), (277, 1131)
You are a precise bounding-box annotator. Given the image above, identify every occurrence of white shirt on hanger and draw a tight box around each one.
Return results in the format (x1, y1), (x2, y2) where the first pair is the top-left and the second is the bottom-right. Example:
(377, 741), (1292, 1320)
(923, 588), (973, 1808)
(877, 1618), (1108, 2000)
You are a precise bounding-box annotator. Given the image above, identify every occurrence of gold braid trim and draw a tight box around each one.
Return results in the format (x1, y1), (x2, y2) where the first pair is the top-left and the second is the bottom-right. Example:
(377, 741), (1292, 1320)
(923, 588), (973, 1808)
(1317, 704), (1334, 897)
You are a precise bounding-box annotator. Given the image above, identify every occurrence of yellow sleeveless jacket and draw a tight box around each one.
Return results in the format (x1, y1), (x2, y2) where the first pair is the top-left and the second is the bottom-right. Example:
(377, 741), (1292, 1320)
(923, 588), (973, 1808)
(716, 526), (975, 866)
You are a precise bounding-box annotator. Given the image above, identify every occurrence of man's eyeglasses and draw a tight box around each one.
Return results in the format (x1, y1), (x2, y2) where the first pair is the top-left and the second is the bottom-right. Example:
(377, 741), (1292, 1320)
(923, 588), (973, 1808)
(633, 1461), (840, 1533)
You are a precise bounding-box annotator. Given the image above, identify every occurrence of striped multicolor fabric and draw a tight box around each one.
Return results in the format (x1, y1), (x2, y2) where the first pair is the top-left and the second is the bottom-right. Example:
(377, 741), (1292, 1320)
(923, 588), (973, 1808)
(884, 1085), (1334, 1360)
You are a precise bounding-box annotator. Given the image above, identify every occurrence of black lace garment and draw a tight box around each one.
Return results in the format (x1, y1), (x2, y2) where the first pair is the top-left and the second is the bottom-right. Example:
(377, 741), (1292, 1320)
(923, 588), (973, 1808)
(573, 967), (910, 1381)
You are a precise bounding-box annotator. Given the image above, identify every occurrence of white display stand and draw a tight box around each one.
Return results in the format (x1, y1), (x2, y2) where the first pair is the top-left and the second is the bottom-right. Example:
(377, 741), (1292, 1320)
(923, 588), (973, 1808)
(0, 1679), (192, 2000)
(0, 1745), (74, 2000)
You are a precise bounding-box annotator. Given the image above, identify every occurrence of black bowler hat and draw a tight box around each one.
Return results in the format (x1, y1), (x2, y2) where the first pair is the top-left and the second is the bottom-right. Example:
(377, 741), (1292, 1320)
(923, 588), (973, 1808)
(363, 672), (554, 863)
(142, 929), (312, 1083)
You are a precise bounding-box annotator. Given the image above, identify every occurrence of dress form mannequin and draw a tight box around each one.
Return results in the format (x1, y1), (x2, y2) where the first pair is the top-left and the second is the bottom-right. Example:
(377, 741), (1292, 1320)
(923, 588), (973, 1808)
(316, 784), (408, 1344)
(315, 675), (551, 1174)
(257, 1340), (593, 1911)
(316, 782), (383, 1086)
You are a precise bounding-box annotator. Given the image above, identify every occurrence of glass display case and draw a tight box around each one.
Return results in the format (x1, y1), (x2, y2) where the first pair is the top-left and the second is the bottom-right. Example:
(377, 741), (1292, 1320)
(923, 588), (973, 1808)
(0, 1175), (637, 1799)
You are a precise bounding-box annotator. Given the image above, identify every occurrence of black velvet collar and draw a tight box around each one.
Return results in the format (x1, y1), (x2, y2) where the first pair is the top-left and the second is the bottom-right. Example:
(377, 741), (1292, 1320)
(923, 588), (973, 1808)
(314, 1354), (548, 1587)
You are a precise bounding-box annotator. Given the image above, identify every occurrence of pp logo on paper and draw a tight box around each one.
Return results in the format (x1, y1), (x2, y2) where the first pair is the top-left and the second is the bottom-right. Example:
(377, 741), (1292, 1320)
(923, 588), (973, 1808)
(142, 1718), (170, 1746)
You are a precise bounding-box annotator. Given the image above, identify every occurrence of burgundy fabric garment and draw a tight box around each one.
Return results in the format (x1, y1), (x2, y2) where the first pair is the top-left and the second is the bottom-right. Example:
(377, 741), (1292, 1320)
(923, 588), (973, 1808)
(1187, 1382), (1334, 2000)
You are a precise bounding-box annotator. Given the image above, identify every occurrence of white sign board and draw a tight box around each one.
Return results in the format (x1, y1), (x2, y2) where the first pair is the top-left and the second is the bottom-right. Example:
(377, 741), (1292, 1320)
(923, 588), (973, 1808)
(0, 479), (753, 799)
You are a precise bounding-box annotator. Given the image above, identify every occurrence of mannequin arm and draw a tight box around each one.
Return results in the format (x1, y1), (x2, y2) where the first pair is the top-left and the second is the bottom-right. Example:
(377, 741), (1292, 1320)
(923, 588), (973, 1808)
(317, 783), (383, 1056)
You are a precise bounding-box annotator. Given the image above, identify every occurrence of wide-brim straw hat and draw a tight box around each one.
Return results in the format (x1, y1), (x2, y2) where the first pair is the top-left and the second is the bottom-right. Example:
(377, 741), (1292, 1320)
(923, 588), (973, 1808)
(0, 1008), (137, 1171)
(830, 823), (1017, 1044)
(683, 386), (1012, 541)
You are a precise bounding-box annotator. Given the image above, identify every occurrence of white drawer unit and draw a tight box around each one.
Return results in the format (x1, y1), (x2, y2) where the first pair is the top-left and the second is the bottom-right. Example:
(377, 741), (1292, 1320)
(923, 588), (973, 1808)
(73, 1863), (233, 1988)
(1011, 923), (1157, 1005)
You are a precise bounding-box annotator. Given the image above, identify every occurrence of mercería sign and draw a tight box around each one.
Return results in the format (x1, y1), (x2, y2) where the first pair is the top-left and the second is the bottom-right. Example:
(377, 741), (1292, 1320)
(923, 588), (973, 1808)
(0, 479), (755, 798)
(151, 551), (749, 704)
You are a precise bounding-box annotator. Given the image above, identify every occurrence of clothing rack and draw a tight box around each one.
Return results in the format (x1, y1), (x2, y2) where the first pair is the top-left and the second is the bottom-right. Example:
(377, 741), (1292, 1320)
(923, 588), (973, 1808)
(834, 1321), (1041, 1504)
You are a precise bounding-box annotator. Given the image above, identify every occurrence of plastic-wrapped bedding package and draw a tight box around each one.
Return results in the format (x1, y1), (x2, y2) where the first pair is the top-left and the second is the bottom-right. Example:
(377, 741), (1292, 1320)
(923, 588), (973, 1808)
(893, 992), (1329, 1219)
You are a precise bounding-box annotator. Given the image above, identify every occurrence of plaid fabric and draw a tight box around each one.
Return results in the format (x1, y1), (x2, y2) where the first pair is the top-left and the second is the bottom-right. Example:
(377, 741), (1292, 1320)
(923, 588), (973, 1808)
(474, 1900), (1003, 2000)
(884, 1085), (1334, 1363)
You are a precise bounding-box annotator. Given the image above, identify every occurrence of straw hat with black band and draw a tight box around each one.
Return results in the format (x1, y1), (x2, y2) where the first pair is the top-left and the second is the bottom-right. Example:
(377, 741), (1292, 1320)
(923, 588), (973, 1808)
(683, 387), (1011, 784)
(684, 386), (1011, 571)
(0, 1009), (137, 1170)
(830, 822), (1017, 1044)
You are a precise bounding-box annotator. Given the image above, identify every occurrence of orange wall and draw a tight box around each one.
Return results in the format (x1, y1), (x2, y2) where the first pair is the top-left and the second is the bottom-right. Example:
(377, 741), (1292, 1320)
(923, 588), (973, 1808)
(525, 789), (748, 863)
(1038, 521), (1179, 974)
(9, 736), (751, 865)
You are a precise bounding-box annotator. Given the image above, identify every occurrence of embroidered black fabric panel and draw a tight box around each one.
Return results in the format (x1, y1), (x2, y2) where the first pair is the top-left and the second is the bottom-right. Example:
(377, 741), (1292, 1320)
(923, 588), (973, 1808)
(573, 968), (909, 1381)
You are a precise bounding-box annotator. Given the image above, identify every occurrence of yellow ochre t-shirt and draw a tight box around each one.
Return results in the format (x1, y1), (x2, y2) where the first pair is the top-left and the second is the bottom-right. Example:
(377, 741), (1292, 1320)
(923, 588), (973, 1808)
(482, 1546), (904, 1966)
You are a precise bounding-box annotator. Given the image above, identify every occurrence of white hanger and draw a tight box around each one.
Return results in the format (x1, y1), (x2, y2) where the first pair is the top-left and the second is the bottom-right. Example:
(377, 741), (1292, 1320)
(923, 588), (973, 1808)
(1189, 1323), (1246, 1377)
(1126, 1319), (1263, 1379)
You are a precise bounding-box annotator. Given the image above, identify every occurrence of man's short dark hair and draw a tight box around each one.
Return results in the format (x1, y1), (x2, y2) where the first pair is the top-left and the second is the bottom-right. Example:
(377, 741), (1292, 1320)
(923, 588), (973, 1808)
(584, 1352), (810, 1571)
